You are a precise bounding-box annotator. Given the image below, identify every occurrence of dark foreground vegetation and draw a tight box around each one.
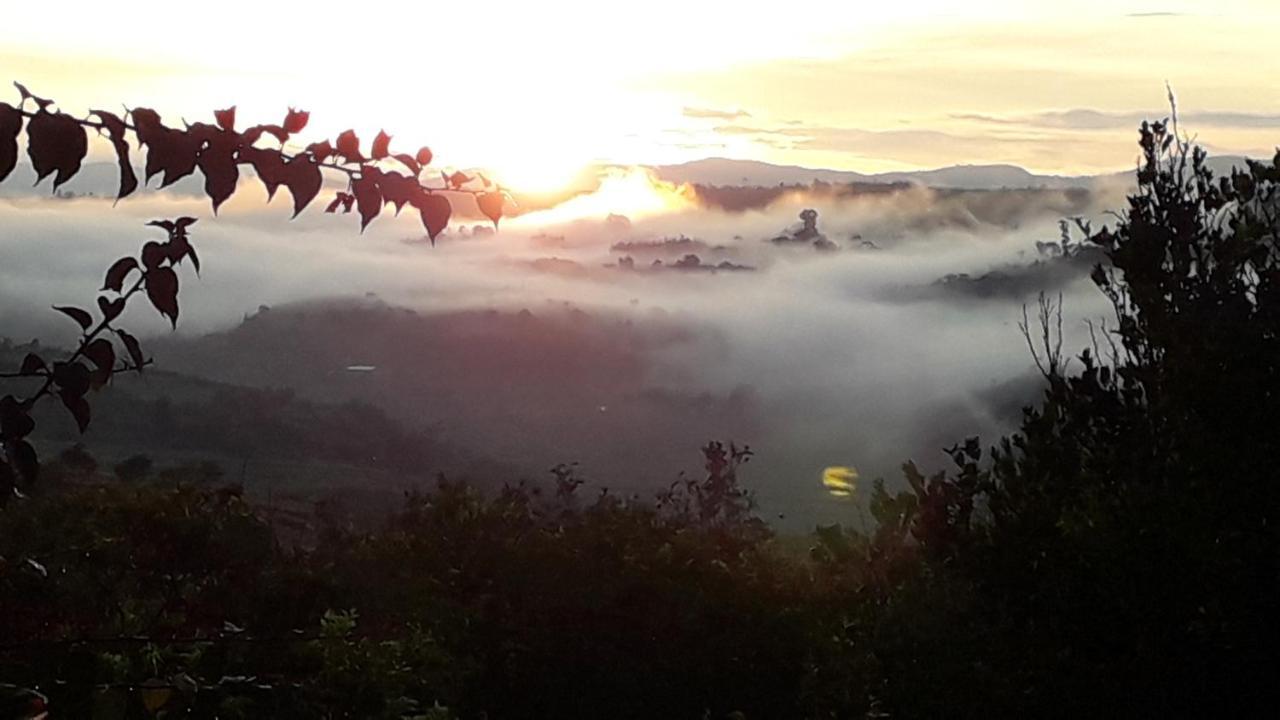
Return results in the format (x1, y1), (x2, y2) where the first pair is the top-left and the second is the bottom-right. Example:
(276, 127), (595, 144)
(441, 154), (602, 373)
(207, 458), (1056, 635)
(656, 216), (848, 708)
(3, 122), (1279, 718)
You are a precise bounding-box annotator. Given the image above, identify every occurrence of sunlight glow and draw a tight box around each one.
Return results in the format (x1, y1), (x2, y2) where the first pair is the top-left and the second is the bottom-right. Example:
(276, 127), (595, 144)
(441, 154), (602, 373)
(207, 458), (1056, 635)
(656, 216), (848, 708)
(510, 168), (695, 227)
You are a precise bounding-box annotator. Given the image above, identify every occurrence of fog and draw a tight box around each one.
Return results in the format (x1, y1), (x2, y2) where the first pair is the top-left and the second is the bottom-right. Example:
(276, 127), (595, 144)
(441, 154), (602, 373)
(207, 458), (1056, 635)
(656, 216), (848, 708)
(0, 162), (1128, 526)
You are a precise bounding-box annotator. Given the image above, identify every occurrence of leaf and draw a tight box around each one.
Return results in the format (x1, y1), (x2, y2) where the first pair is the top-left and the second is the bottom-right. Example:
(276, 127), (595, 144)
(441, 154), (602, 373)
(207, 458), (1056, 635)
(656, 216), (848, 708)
(0, 103), (22, 182)
(19, 353), (45, 375)
(54, 306), (93, 331)
(372, 130), (392, 160)
(141, 241), (168, 270)
(52, 361), (91, 398)
(168, 234), (200, 274)
(26, 111), (88, 189)
(146, 267), (180, 327)
(0, 396), (34, 441)
(283, 156), (323, 217)
(14, 81), (51, 110)
(446, 170), (471, 189)
(377, 172), (418, 215)
(283, 108), (310, 134)
(116, 329), (145, 372)
(335, 130), (363, 162)
(92, 110), (138, 200)
(306, 140), (334, 163)
(242, 146), (288, 199)
(97, 296), (125, 324)
(5, 439), (38, 484)
(132, 109), (201, 187)
(214, 106), (236, 132)
(103, 257), (140, 292)
(196, 128), (240, 213)
(416, 146), (433, 166)
(393, 153), (420, 176)
(414, 192), (452, 244)
(59, 390), (91, 433)
(324, 193), (345, 213)
(241, 124), (288, 146)
(83, 338), (116, 388)
(478, 192), (505, 227)
(353, 170), (383, 231)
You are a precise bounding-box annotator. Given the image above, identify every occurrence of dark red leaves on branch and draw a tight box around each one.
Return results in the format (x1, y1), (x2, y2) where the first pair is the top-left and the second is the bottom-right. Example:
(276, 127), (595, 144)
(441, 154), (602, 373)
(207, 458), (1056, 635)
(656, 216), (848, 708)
(192, 123), (239, 212)
(91, 110), (139, 200)
(27, 111), (87, 189)
(416, 146), (433, 167)
(54, 306), (93, 331)
(0, 396), (35, 441)
(0, 103), (21, 182)
(133, 109), (201, 188)
(306, 140), (334, 163)
(141, 241), (167, 271)
(393, 154), (420, 176)
(146, 267), (180, 327)
(58, 391), (91, 433)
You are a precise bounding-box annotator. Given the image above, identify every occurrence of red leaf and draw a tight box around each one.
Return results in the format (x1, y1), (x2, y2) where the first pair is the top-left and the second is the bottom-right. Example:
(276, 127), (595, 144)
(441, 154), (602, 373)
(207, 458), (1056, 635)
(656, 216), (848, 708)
(393, 153), (421, 176)
(98, 296), (125, 323)
(214, 106), (236, 132)
(478, 192), (505, 227)
(116, 330), (145, 372)
(19, 353), (45, 375)
(416, 146), (433, 167)
(27, 111), (87, 190)
(306, 140), (334, 163)
(141, 241), (167, 270)
(242, 146), (288, 200)
(242, 124), (288, 146)
(353, 170), (383, 231)
(13, 82), (51, 110)
(58, 391), (91, 433)
(103, 257), (140, 292)
(378, 172), (418, 215)
(446, 171), (471, 189)
(168, 234), (200, 274)
(283, 156), (322, 217)
(91, 110), (139, 201)
(5, 439), (39, 484)
(0, 396), (35, 441)
(83, 338), (116, 388)
(283, 108), (310, 134)
(196, 128), (240, 213)
(52, 361), (91, 398)
(335, 130), (363, 162)
(324, 194), (345, 213)
(0, 103), (22, 183)
(146, 267), (180, 327)
(372, 130), (392, 160)
(53, 306), (93, 331)
(414, 192), (452, 243)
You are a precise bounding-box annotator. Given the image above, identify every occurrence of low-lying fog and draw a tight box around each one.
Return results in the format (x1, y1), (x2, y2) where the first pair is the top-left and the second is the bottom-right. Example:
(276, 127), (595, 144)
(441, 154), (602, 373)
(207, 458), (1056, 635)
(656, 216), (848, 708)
(0, 162), (1130, 527)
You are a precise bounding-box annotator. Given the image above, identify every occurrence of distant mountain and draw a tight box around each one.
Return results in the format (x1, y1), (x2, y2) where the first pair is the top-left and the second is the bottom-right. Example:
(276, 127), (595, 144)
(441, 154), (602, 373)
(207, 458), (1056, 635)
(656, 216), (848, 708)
(649, 156), (1262, 191)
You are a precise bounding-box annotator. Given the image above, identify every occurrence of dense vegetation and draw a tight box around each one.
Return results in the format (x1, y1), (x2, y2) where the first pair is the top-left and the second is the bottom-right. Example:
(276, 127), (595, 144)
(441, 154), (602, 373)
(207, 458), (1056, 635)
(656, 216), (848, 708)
(2, 117), (1278, 717)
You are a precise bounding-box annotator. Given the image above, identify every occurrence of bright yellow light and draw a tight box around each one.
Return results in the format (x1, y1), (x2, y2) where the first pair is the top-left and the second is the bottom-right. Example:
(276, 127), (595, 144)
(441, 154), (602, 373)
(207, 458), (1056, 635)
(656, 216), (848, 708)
(510, 167), (695, 227)
(823, 466), (859, 500)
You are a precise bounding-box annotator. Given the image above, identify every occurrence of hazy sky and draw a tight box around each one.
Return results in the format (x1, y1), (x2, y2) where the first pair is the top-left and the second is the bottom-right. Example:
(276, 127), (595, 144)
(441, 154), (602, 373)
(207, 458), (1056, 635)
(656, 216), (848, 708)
(6, 1), (1280, 188)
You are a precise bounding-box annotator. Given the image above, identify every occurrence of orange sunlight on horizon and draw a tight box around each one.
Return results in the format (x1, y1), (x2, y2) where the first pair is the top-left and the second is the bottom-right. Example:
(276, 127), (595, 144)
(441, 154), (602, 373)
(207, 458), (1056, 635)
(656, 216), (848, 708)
(510, 168), (696, 226)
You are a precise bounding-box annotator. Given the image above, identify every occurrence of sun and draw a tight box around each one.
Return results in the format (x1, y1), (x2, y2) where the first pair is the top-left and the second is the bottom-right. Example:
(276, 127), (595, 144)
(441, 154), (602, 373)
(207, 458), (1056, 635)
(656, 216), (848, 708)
(486, 155), (588, 195)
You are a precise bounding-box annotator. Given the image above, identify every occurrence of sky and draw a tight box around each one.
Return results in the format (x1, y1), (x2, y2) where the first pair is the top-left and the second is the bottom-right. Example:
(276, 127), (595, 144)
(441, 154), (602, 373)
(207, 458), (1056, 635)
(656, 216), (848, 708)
(5, 2), (1280, 189)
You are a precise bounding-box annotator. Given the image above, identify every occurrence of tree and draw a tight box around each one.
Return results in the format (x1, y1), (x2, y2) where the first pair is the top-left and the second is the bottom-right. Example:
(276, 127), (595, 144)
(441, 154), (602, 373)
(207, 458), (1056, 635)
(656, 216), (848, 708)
(856, 118), (1280, 716)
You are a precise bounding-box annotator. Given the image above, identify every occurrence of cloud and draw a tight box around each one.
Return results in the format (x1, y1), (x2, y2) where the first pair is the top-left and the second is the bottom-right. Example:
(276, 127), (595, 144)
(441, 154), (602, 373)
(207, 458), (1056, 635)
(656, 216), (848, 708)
(952, 108), (1280, 130)
(683, 106), (752, 121)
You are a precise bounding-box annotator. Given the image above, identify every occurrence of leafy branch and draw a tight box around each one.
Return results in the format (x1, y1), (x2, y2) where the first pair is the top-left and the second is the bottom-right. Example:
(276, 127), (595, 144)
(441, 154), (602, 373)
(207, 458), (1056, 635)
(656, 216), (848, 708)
(1, 82), (511, 243)
(1, 218), (200, 502)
